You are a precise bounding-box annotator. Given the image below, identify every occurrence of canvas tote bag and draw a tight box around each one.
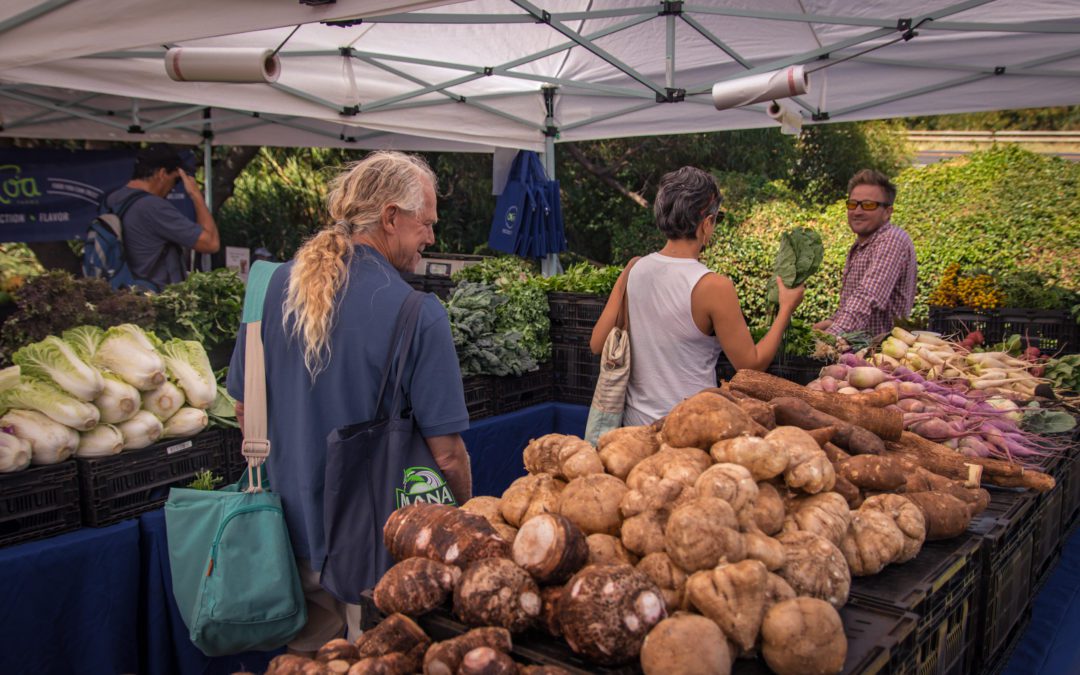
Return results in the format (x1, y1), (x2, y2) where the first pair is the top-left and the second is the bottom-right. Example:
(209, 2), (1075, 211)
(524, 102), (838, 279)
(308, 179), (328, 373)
(320, 291), (456, 603)
(165, 261), (307, 657)
(583, 259), (639, 445)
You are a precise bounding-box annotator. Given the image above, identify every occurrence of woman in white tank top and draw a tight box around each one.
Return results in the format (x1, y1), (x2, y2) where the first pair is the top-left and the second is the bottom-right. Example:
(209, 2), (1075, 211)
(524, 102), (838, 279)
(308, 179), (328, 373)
(589, 167), (805, 426)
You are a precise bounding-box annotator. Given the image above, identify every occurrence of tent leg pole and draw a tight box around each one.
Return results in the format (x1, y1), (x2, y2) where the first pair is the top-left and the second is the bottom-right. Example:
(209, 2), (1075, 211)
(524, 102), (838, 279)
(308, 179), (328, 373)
(200, 133), (213, 272)
(541, 134), (562, 278)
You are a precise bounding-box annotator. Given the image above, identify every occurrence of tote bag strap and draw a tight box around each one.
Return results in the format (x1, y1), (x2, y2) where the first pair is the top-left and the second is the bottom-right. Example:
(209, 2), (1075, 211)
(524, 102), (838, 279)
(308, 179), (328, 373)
(614, 257), (640, 332)
(240, 260), (283, 493)
(373, 291), (426, 420)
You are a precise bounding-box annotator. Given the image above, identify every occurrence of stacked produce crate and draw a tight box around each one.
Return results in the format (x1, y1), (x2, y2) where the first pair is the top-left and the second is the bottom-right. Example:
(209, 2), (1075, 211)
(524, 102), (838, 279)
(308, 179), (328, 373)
(547, 292), (604, 406)
(0, 461), (82, 547)
(928, 307), (1076, 354)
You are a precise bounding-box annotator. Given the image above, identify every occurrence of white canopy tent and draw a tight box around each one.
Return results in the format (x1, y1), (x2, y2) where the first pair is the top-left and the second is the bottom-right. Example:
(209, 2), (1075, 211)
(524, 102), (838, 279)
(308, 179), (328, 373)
(2, 0), (1079, 155)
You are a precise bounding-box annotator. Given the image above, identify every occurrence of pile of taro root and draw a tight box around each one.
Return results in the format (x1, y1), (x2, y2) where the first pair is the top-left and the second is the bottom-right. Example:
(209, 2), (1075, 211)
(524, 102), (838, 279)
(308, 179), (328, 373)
(265, 370), (1055, 675)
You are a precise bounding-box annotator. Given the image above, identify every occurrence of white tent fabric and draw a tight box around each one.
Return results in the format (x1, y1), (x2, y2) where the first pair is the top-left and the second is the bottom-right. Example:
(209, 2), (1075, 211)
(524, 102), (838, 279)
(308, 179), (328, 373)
(2, 1), (1079, 151)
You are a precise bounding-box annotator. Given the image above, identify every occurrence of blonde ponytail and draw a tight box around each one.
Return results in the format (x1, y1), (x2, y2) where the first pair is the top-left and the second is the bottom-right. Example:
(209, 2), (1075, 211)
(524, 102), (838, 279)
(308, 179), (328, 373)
(283, 151), (436, 379)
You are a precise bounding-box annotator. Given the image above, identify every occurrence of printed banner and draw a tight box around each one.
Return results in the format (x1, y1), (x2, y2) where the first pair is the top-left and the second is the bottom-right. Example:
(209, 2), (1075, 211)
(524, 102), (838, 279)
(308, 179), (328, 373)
(0, 148), (194, 243)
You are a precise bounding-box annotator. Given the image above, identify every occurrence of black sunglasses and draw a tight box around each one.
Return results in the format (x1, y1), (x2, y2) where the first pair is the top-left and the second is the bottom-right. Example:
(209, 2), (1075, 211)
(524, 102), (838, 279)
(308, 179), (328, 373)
(846, 199), (892, 212)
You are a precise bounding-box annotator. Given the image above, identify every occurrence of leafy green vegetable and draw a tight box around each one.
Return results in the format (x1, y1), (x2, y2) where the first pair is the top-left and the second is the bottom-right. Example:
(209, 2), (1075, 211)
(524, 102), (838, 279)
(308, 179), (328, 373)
(1045, 354), (1080, 394)
(151, 269), (245, 351)
(158, 339), (217, 409)
(187, 469), (224, 491)
(207, 385), (239, 429)
(1022, 404), (1077, 435)
(444, 282), (537, 377)
(768, 227), (824, 306)
(535, 262), (622, 295)
(0, 379), (100, 431)
(12, 336), (105, 402)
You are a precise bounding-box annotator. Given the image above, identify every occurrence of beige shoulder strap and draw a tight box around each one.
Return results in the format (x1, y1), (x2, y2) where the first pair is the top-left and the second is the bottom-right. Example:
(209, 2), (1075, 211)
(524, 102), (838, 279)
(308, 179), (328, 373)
(241, 320), (270, 492)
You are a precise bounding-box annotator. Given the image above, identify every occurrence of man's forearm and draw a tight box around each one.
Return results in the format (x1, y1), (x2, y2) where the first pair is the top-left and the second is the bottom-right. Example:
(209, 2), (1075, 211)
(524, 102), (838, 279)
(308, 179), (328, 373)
(426, 433), (473, 502)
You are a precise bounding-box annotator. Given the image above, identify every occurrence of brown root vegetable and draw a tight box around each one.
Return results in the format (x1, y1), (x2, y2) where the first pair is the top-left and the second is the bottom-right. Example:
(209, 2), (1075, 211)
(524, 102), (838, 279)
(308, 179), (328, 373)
(423, 628), (513, 675)
(538, 585), (564, 637)
(768, 426), (836, 494)
(524, 434), (604, 481)
(519, 667), (572, 675)
(693, 463), (759, 514)
(492, 522), (519, 544)
(325, 660), (350, 675)
(384, 503), (510, 568)
(620, 477), (686, 517)
(460, 496), (506, 528)
(839, 509), (906, 576)
(598, 425), (661, 479)
(348, 652), (418, 675)
(769, 397), (886, 455)
(636, 552), (689, 612)
(686, 559), (771, 652)
(860, 494), (926, 563)
(751, 482), (786, 536)
(764, 572), (797, 612)
(586, 533), (637, 566)
(267, 654), (315, 675)
(709, 435), (788, 481)
(805, 426), (836, 447)
(621, 509), (669, 558)
(904, 491), (973, 540)
(665, 498), (745, 572)
(457, 647), (518, 675)
(731, 370), (903, 441)
(374, 557), (461, 616)
(558, 564), (667, 665)
(837, 455), (906, 491)
(831, 474), (863, 509)
(776, 531), (850, 609)
(640, 612), (733, 675)
(557, 473), (628, 536)
(661, 392), (759, 449)
(453, 558), (541, 632)
(512, 513), (588, 585)
(355, 613), (431, 660)
(626, 446), (712, 491)
(500, 474), (567, 528)
(760, 597), (846, 675)
(886, 431), (1054, 492)
(782, 493), (851, 548)
(316, 638), (359, 664)
(823, 442), (853, 463)
(743, 531), (786, 571)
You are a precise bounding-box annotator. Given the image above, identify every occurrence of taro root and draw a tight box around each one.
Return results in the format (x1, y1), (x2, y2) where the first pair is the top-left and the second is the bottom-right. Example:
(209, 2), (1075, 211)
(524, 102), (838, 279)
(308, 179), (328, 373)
(457, 647), (519, 675)
(524, 433), (604, 481)
(453, 558), (541, 632)
(640, 612), (733, 675)
(316, 638), (359, 664)
(687, 559), (771, 652)
(512, 512), (588, 585)
(354, 613), (431, 660)
(776, 531), (850, 609)
(661, 392), (759, 449)
(636, 552), (689, 612)
(423, 627), (513, 675)
(750, 482), (785, 536)
(664, 498), (745, 572)
(598, 425), (661, 479)
(374, 557), (460, 616)
(767, 426), (836, 494)
(626, 445), (712, 491)
(538, 585), (565, 637)
(500, 473), (566, 528)
(710, 435), (788, 481)
(743, 531), (786, 571)
(558, 564), (667, 665)
(383, 503), (509, 567)
(781, 492), (852, 548)
(860, 494), (926, 563)
(760, 597), (847, 675)
(839, 509), (905, 576)
(585, 533), (637, 566)
(347, 651), (418, 675)
(694, 463), (759, 514)
(557, 473), (628, 536)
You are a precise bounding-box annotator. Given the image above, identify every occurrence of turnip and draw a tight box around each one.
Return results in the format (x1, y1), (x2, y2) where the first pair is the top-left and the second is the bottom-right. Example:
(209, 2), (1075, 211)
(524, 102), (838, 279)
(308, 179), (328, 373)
(897, 381), (925, 397)
(891, 327), (918, 346)
(837, 387), (860, 395)
(874, 380), (899, 395)
(818, 376), (840, 393)
(819, 364), (849, 380)
(896, 399), (924, 413)
(839, 353), (869, 368)
(847, 367), (890, 389)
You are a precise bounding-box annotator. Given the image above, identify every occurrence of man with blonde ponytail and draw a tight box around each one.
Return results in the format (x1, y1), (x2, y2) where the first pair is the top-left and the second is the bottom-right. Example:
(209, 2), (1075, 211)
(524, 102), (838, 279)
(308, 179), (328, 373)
(227, 151), (471, 654)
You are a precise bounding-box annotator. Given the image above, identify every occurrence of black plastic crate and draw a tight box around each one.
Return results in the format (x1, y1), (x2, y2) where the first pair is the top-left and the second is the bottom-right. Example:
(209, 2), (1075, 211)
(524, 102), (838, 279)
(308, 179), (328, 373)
(967, 487), (1036, 673)
(547, 292), (606, 333)
(221, 427), (245, 484)
(424, 276), (457, 300)
(983, 609), (1032, 675)
(400, 272), (426, 293)
(928, 306), (1076, 354)
(0, 461), (82, 547)
(1063, 426), (1080, 531)
(493, 362), (553, 414)
(850, 531), (981, 675)
(716, 354), (737, 382)
(1030, 454), (1065, 593)
(463, 375), (495, 420)
(552, 331), (599, 406)
(76, 429), (225, 527)
(770, 355), (826, 386)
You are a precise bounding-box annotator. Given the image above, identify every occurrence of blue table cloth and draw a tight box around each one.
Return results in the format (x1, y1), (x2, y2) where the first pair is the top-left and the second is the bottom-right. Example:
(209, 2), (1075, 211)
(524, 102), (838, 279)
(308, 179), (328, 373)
(0, 520), (140, 674)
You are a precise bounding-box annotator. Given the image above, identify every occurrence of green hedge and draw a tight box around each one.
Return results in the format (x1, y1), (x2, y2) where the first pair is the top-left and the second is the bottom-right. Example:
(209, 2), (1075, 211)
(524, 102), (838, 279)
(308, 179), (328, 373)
(701, 145), (1080, 328)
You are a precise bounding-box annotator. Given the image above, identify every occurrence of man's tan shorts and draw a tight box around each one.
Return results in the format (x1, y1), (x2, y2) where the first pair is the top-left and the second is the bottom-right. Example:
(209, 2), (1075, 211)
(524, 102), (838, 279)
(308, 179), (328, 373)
(288, 558), (363, 652)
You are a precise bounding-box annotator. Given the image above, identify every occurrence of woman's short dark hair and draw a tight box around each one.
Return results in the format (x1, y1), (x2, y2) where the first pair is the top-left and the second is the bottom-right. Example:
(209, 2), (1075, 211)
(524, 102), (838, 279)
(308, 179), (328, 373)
(653, 167), (722, 240)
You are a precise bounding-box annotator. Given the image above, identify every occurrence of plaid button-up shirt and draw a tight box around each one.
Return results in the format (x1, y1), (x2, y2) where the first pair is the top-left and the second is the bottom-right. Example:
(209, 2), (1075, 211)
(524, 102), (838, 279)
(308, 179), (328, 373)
(827, 222), (917, 338)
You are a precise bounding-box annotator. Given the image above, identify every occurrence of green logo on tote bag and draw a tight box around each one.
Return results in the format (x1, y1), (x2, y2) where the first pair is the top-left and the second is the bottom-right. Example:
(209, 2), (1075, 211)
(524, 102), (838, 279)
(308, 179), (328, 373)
(395, 466), (456, 508)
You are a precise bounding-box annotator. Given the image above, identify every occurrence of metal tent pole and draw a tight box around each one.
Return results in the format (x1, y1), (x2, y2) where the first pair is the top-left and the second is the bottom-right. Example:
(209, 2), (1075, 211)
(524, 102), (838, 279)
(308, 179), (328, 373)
(540, 88), (562, 278)
(200, 109), (213, 272)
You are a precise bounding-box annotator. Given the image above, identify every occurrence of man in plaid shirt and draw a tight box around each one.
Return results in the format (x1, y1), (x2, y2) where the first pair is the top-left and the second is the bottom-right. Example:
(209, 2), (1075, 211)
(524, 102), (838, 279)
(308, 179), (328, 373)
(814, 169), (917, 339)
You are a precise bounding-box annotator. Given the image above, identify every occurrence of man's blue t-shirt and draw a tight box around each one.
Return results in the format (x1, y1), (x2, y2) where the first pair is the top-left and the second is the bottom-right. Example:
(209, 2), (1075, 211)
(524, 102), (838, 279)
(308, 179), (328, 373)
(226, 246), (469, 569)
(106, 187), (201, 289)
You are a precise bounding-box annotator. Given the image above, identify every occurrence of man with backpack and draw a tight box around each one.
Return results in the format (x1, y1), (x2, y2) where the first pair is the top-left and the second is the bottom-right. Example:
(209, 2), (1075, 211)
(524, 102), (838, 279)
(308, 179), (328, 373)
(96, 144), (220, 290)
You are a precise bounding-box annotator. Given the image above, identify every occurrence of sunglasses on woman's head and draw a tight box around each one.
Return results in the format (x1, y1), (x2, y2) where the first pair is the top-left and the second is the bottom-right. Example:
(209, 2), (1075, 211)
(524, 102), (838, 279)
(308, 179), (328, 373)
(846, 199), (892, 211)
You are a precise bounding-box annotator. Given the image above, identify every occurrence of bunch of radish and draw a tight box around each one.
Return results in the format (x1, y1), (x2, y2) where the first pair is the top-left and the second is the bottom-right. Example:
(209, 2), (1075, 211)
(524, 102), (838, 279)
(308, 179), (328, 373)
(806, 350), (1064, 465)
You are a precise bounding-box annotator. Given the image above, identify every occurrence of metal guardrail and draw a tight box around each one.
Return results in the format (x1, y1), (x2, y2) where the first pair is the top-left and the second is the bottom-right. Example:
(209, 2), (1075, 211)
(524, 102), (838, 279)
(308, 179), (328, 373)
(908, 130), (1080, 144)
